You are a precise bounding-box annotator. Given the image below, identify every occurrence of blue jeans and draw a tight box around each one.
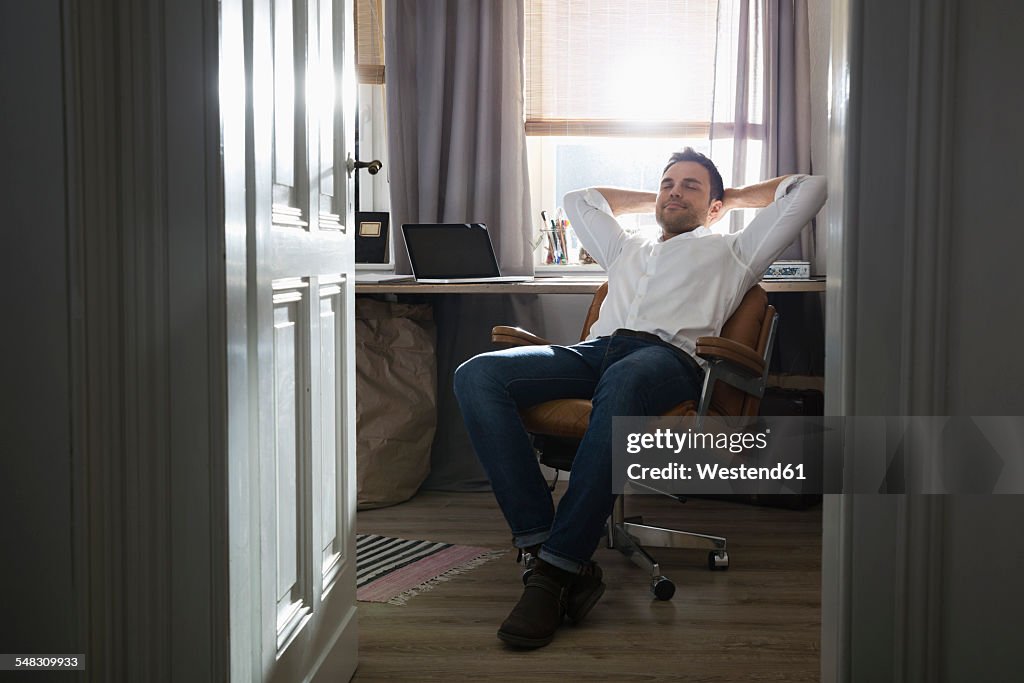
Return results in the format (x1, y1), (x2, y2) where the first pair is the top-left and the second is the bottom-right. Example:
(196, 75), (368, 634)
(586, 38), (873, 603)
(453, 333), (705, 574)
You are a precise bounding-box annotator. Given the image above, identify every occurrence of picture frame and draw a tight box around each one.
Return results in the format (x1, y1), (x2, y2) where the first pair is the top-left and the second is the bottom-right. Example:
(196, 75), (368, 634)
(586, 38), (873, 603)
(355, 211), (391, 265)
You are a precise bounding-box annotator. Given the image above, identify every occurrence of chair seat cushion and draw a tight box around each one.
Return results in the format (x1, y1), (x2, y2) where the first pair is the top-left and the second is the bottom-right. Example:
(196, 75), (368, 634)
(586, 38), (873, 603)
(521, 400), (592, 439)
(522, 399), (703, 440)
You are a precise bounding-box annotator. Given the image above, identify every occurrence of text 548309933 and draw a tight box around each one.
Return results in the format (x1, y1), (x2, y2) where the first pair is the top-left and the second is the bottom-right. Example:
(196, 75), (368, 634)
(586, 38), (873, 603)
(1, 655), (86, 671)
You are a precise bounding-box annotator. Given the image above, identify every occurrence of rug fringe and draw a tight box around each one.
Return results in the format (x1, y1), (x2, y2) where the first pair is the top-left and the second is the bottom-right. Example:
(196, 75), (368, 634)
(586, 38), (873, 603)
(386, 549), (507, 606)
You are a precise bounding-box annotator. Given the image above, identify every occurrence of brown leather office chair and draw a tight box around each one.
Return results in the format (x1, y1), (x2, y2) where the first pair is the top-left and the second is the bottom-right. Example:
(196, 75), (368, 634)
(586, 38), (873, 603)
(491, 282), (778, 600)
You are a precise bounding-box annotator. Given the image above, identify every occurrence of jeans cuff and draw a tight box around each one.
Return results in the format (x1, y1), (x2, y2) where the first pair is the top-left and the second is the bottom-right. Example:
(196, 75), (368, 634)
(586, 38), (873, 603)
(537, 547), (585, 574)
(513, 529), (550, 549)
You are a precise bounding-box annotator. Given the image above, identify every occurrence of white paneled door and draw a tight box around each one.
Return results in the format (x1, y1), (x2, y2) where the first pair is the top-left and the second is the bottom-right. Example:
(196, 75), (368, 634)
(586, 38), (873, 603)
(224, 0), (358, 680)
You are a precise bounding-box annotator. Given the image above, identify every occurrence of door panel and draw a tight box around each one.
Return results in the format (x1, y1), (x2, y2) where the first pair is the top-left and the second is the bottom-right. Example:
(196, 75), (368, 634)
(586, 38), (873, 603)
(317, 0), (342, 229)
(226, 0), (358, 679)
(271, 286), (312, 650)
(272, 0), (303, 218)
(318, 282), (347, 591)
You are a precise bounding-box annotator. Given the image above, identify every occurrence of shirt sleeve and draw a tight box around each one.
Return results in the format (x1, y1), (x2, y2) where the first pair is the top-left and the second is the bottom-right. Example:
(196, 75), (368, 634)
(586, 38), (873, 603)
(732, 174), (828, 277)
(562, 188), (629, 269)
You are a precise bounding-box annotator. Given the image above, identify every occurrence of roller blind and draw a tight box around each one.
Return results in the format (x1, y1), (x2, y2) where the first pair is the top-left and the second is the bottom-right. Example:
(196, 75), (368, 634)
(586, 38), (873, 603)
(355, 0), (384, 84)
(525, 0), (720, 136)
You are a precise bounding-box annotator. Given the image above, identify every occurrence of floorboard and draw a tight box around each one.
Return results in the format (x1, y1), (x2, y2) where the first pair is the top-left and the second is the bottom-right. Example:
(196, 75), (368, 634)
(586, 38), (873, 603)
(353, 488), (821, 682)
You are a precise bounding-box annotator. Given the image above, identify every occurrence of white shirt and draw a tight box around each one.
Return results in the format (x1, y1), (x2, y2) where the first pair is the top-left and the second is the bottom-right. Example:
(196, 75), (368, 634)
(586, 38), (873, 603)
(562, 175), (828, 365)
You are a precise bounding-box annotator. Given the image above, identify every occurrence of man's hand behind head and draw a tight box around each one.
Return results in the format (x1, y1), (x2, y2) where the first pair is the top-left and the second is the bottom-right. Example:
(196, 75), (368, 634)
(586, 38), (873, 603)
(704, 188), (736, 228)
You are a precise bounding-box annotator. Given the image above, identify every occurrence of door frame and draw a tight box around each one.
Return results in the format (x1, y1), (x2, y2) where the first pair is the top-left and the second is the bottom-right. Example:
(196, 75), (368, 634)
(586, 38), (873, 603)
(65, 0), (229, 679)
(821, 0), (959, 680)
(821, 0), (853, 680)
(221, 0), (261, 676)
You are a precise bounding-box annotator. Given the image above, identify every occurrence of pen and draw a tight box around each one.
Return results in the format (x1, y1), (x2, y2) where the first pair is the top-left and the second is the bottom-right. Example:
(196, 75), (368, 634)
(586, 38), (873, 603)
(550, 219), (563, 262)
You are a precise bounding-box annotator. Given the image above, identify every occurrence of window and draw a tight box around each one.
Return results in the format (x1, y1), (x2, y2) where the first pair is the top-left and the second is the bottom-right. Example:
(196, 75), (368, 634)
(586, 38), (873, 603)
(354, 1), (389, 217)
(525, 0), (764, 266)
(355, 0), (384, 84)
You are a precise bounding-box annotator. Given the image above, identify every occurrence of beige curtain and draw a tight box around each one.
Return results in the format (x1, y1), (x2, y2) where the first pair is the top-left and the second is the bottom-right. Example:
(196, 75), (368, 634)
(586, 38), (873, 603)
(712, 0), (814, 263)
(384, 0), (534, 277)
(384, 0), (540, 491)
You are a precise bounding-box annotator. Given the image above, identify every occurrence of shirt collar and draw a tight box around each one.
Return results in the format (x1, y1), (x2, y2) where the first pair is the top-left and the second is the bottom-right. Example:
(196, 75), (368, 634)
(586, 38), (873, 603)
(658, 225), (711, 243)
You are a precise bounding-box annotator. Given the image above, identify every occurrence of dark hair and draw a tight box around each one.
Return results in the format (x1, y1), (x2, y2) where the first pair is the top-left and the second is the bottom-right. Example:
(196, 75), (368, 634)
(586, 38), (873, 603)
(662, 148), (724, 202)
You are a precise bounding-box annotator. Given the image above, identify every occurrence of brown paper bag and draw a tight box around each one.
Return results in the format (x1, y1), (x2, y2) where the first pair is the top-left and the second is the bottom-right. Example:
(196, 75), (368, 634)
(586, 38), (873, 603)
(355, 298), (436, 509)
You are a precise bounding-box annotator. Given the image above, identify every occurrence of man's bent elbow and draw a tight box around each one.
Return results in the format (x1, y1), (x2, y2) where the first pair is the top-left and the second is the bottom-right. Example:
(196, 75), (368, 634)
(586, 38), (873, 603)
(803, 175), (829, 209)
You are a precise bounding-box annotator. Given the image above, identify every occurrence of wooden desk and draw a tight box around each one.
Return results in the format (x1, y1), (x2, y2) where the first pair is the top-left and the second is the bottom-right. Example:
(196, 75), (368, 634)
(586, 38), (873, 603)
(354, 276), (826, 295)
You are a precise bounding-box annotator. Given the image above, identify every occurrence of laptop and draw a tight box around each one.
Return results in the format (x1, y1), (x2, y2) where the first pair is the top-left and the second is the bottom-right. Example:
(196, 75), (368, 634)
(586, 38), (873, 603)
(402, 223), (533, 284)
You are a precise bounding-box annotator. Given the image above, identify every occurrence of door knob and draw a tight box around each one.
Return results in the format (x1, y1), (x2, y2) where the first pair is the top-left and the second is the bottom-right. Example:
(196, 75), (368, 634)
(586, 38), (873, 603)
(346, 156), (383, 175)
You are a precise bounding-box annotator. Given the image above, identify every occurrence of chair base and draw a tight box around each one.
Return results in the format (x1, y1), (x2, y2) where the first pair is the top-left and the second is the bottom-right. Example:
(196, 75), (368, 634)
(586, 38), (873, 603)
(605, 497), (730, 599)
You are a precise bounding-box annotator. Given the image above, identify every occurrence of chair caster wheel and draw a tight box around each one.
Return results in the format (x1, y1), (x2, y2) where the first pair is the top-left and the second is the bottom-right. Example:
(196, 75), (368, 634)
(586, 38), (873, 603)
(651, 576), (675, 601)
(708, 550), (729, 570)
(521, 567), (534, 585)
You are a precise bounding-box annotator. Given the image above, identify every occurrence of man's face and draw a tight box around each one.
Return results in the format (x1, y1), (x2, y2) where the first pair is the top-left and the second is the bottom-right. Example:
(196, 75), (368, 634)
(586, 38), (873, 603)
(655, 161), (721, 238)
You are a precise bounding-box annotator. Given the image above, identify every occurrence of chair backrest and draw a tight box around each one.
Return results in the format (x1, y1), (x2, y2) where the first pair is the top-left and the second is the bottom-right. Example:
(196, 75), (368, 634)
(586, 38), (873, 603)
(578, 282), (774, 417)
(708, 286), (773, 417)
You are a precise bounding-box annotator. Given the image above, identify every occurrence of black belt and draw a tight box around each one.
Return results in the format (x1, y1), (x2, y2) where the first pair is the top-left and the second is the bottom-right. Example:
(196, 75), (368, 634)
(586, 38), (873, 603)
(607, 328), (702, 370)
(610, 328), (666, 345)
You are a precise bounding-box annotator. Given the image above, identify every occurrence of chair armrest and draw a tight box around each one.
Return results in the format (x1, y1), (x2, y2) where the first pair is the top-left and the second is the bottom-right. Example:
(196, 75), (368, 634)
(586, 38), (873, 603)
(695, 336), (765, 377)
(491, 325), (553, 347)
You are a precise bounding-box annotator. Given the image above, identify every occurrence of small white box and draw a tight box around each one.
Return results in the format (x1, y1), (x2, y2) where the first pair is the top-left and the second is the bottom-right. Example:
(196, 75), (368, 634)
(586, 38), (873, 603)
(763, 260), (810, 279)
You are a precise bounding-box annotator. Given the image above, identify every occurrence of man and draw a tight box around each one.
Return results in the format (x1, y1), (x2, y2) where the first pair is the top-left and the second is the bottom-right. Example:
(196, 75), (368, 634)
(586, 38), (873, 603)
(453, 148), (827, 648)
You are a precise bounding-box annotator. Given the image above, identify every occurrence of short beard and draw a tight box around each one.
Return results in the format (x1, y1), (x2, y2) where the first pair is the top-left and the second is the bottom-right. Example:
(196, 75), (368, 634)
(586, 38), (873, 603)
(656, 205), (703, 236)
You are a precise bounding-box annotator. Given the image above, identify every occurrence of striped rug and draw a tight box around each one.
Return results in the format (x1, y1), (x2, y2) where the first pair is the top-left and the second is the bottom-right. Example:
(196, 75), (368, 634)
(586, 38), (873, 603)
(356, 534), (505, 605)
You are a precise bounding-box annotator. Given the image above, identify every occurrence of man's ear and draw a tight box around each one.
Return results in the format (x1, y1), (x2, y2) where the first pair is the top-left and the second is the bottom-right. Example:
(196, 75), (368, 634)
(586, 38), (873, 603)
(705, 199), (725, 226)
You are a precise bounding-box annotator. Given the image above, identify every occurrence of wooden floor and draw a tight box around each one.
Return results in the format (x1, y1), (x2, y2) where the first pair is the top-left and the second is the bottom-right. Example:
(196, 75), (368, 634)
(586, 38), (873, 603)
(353, 487), (822, 682)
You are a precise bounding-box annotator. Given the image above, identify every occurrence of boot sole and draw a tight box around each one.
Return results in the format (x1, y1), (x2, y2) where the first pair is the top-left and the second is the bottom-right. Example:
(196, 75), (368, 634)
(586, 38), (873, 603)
(496, 628), (555, 649)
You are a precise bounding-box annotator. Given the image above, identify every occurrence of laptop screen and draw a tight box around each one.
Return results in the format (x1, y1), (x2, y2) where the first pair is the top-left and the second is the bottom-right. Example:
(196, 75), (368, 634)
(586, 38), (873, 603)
(403, 224), (502, 279)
